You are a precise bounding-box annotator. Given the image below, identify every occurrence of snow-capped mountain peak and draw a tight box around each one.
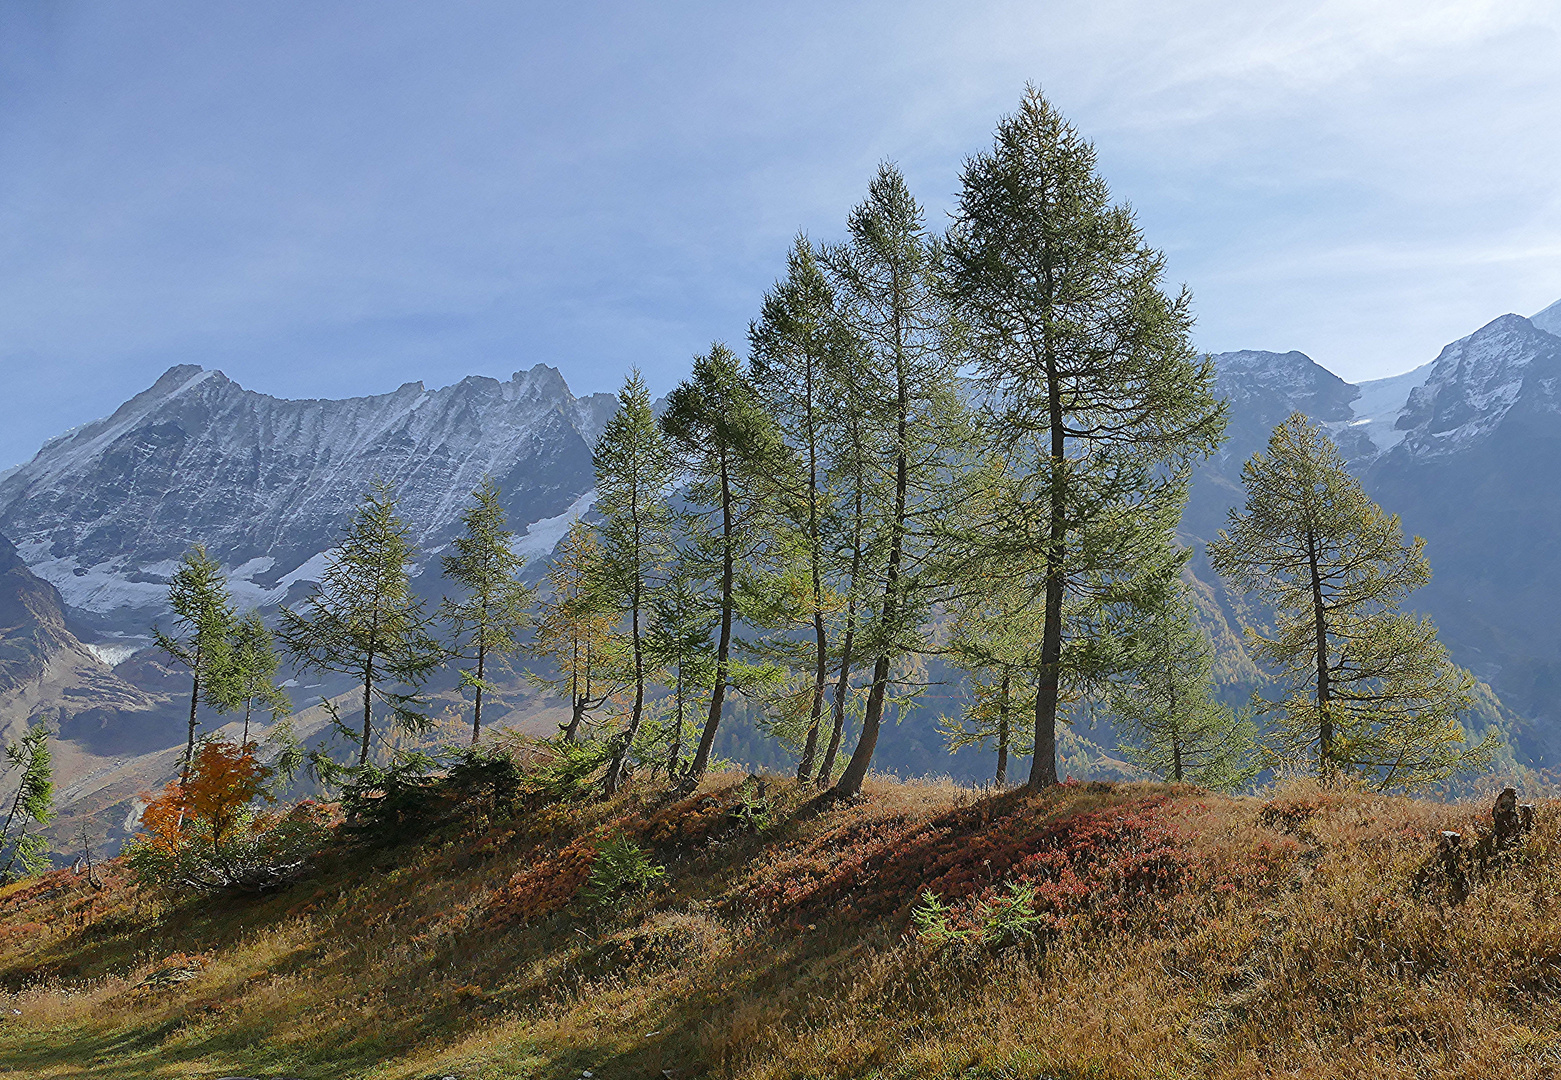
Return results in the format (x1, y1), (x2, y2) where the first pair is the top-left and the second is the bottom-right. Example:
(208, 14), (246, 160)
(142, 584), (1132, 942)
(0, 364), (617, 633)
(1391, 313), (1561, 459)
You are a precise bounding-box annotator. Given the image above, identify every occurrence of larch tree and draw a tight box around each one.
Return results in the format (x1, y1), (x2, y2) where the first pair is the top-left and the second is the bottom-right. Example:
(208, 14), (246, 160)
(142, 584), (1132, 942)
(813, 320), (892, 789)
(645, 559), (716, 780)
(212, 610), (291, 748)
(280, 484), (445, 771)
(1108, 569), (1257, 790)
(154, 544), (236, 786)
(1207, 413), (1496, 789)
(0, 725), (54, 882)
(750, 234), (853, 783)
(662, 343), (790, 783)
(595, 371), (674, 795)
(442, 477), (534, 746)
(944, 86), (1226, 790)
(527, 519), (624, 743)
(821, 163), (964, 799)
(939, 575), (1044, 786)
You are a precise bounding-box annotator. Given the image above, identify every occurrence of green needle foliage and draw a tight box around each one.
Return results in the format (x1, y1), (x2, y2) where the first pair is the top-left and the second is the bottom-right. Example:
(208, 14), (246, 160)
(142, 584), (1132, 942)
(1208, 413), (1497, 789)
(0, 724), (54, 881)
(595, 371), (675, 795)
(281, 483), (445, 772)
(662, 343), (791, 784)
(1108, 570), (1257, 790)
(750, 234), (855, 784)
(644, 559), (716, 780)
(821, 164), (964, 799)
(442, 477), (534, 746)
(526, 520), (625, 744)
(213, 609), (291, 747)
(944, 87), (1226, 790)
(154, 544), (237, 785)
(581, 832), (664, 907)
(941, 578), (1042, 786)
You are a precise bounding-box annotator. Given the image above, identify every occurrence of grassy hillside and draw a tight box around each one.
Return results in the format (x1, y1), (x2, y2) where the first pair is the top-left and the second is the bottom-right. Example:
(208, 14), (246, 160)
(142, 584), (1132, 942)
(0, 772), (1558, 1079)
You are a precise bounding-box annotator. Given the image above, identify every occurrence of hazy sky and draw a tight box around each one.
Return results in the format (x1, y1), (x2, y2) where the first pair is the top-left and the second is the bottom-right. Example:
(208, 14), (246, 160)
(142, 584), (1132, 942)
(2, 1), (1559, 468)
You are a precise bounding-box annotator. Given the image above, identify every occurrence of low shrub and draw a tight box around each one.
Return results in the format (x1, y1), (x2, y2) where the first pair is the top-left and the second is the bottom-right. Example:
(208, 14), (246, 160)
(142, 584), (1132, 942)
(582, 833), (665, 907)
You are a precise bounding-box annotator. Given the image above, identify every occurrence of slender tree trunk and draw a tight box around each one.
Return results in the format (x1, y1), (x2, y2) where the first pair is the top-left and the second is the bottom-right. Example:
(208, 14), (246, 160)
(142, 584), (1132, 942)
(1169, 645), (1183, 782)
(797, 411), (826, 784)
(1028, 333), (1066, 790)
(835, 316), (910, 799)
(563, 637), (585, 743)
(358, 636), (377, 769)
(996, 670), (1010, 786)
(605, 598), (644, 794)
(242, 699), (252, 748)
(606, 481), (649, 795)
(668, 666), (684, 778)
(1307, 526), (1333, 776)
(472, 640), (486, 746)
(689, 451), (735, 780)
(181, 647), (201, 787)
(819, 477), (864, 789)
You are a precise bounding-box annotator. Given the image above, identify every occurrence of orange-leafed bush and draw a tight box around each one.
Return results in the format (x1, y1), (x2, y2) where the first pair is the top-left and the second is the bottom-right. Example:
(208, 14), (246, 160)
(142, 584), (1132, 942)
(139, 740), (274, 853)
(125, 738), (329, 894)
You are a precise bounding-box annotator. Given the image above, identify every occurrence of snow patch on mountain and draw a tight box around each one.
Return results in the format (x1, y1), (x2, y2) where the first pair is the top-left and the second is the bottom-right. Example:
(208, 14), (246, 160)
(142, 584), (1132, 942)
(0, 363), (615, 632)
(1339, 362), (1434, 453)
(515, 489), (597, 560)
(1533, 298), (1561, 338)
(1391, 314), (1561, 458)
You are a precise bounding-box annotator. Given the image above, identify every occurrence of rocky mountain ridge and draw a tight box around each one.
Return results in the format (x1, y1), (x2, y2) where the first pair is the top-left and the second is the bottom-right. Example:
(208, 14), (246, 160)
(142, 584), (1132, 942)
(0, 363), (615, 638)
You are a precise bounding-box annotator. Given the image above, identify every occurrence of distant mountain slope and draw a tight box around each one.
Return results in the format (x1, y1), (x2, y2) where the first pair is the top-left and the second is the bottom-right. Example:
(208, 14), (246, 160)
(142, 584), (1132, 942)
(0, 364), (615, 636)
(1188, 308), (1561, 762)
(1532, 298), (1561, 336)
(1363, 314), (1561, 747)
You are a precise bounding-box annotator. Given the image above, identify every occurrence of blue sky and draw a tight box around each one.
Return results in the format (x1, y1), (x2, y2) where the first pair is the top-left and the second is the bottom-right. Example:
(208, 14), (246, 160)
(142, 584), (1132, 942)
(2, 0), (1559, 468)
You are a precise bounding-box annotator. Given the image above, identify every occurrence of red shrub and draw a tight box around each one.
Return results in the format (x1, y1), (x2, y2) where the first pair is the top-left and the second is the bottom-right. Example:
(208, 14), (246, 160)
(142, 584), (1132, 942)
(739, 793), (1189, 931)
(488, 836), (599, 926)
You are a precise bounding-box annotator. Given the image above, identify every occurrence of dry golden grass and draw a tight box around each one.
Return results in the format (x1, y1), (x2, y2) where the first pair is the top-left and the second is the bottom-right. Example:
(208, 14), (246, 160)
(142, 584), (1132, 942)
(0, 770), (1558, 1079)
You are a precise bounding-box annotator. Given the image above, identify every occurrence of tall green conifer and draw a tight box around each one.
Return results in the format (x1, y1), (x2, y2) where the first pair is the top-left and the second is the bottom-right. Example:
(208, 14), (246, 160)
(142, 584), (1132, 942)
(750, 235), (849, 783)
(595, 371), (674, 794)
(0, 725), (54, 881)
(662, 344), (789, 783)
(212, 610), (290, 747)
(527, 520), (624, 743)
(1109, 572), (1257, 789)
(645, 560), (716, 779)
(1207, 413), (1496, 789)
(280, 484), (445, 770)
(442, 477), (534, 746)
(944, 87), (1226, 789)
(155, 544), (236, 785)
(822, 164), (963, 799)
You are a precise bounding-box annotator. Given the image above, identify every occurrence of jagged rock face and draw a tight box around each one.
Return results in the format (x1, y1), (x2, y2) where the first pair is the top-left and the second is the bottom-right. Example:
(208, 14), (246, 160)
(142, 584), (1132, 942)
(1363, 314), (1561, 736)
(0, 364), (616, 634)
(0, 532), (76, 692)
(1390, 314), (1561, 459)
